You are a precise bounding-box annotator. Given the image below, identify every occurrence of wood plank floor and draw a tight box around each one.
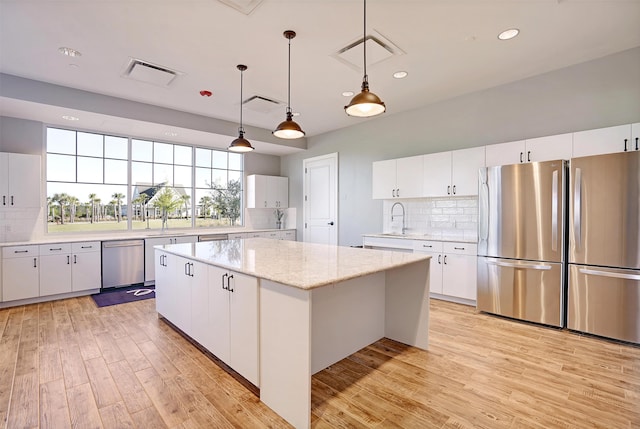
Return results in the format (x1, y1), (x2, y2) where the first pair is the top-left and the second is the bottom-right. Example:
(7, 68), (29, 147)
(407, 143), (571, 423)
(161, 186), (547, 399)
(1, 296), (639, 428)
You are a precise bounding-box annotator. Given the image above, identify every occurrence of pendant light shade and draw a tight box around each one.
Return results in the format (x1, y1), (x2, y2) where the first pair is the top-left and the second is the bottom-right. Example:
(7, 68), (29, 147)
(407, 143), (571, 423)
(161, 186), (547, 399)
(273, 30), (305, 139)
(229, 64), (255, 153)
(344, 0), (386, 118)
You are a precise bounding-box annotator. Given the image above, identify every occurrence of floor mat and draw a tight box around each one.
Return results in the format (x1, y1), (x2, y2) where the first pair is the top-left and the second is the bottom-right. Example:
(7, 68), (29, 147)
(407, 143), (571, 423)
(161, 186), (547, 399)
(92, 285), (155, 307)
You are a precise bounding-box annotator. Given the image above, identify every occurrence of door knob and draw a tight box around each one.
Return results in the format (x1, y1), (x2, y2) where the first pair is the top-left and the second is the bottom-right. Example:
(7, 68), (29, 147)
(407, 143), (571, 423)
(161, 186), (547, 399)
(328, 221), (334, 225)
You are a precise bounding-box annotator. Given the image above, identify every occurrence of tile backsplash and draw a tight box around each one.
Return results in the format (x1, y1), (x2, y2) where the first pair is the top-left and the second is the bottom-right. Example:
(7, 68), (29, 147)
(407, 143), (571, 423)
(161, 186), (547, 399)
(244, 207), (296, 230)
(382, 196), (478, 241)
(0, 208), (44, 243)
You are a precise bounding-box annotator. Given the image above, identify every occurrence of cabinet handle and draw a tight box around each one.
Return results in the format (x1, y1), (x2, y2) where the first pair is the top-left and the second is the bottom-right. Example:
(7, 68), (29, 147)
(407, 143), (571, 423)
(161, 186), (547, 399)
(444, 255), (448, 264)
(14, 250), (29, 254)
(447, 185), (451, 195)
(452, 185), (456, 195)
(527, 151), (531, 162)
(519, 152), (523, 163)
(50, 248), (62, 251)
(10, 196), (14, 205)
(636, 137), (639, 151)
(392, 189), (396, 198)
(624, 138), (628, 152)
(437, 254), (441, 264)
(81, 245), (92, 249)
(33, 258), (37, 268)
(2, 195), (5, 205)
(184, 262), (189, 276)
(264, 201), (267, 208)
(454, 247), (465, 250)
(67, 255), (70, 265)
(189, 263), (194, 277)
(228, 274), (234, 292)
(74, 255), (77, 264)
(222, 273), (228, 290)
(422, 244), (432, 248)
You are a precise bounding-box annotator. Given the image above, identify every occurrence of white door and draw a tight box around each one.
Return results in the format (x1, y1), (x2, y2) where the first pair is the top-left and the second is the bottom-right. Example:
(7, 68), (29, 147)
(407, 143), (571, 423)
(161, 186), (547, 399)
(303, 153), (338, 245)
(451, 146), (485, 196)
(423, 151), (451, 197)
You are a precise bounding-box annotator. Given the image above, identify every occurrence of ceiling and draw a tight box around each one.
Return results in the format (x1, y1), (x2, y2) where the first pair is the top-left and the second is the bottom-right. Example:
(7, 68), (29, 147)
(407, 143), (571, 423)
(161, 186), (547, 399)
(1, 0), (639, 155)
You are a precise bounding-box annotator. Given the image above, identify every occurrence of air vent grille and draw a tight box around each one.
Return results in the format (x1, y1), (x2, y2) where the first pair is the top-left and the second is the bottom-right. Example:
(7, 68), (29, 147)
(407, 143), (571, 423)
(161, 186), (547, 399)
(243, 95), (283, 113)
(123, 58), (180, 87)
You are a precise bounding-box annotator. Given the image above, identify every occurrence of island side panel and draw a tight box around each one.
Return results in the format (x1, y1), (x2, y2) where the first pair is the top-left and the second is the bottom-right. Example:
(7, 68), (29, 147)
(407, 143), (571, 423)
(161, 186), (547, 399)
(260, 279), (312, 429)
(384, 259), (430, 350)
(310, 272), (385, 374)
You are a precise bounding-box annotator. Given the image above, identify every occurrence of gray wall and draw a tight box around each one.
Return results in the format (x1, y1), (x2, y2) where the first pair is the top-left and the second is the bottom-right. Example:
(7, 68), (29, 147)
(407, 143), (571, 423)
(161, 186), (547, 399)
(281, 47), (640, 246)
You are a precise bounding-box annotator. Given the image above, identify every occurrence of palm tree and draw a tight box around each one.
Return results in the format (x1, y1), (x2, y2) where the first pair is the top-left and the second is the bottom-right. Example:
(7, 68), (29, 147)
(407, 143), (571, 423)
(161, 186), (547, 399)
(51, 193), (69, 224)
(112, 192), (125, 222)
(180, 194), (190, 219)
(67, 195), (79, 223)
(199, 195), (213, 219)
(88, 193), (97, 224)
(94, 198), (102, 222)
(139, 193), (149, 222)
(155, 187), (181, 230)
(109, 199), (118, 220)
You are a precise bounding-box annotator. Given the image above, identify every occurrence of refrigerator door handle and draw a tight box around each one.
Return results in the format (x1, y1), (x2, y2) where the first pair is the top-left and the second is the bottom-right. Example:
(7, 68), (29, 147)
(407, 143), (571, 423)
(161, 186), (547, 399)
(574, 167), (582, 250)
(478, 169), (489, 241)
(485, 258), (552, 271)
(552, 169), (558, 252)
(579, 268), (640, 281)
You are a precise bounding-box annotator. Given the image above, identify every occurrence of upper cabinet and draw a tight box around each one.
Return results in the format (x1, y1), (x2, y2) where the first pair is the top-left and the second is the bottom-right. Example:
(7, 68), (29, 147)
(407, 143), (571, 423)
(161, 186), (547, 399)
(372, 155), (423, 199)
(572, 124), (639, 158)
(246, 175), (288, 208)
(0, 153), (41, 208)
(423, 147), (485, 197)
(485, 133), (573, 166)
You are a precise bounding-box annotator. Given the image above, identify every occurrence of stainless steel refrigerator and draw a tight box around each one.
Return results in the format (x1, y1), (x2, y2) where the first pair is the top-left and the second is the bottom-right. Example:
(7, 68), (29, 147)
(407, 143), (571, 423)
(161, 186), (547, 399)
(568, 151), (640, 344)
(477, 160), (567, 327)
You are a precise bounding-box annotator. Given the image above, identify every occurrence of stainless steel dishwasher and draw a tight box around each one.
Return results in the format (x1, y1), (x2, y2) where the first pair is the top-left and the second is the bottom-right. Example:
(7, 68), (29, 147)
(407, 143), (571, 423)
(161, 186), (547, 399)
(101, 240), (145, 288)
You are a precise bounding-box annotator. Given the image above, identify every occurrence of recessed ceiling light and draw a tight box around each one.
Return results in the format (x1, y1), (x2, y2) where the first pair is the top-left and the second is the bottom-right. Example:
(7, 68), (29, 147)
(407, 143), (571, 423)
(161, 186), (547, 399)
(342, 91), (354, 97)
(393, 71), (408, 79)
(164, 131), (178, 137)
(62, 115), (79, 121)
(498, 28), (520, 41)
(58, 47), (82, 57)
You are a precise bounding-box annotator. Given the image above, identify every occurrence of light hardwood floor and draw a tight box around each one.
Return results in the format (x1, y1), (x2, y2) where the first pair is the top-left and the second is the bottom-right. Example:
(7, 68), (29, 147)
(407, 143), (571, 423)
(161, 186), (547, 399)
(1, 296), (639, 428)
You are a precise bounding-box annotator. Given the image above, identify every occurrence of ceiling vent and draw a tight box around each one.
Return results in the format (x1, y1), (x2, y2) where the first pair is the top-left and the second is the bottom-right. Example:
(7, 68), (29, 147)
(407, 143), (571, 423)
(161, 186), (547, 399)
(332, 30), (404, 71)
(243, 95), (283, 114)
(217, 0), (264, 15)
(122, 58), (181, 87)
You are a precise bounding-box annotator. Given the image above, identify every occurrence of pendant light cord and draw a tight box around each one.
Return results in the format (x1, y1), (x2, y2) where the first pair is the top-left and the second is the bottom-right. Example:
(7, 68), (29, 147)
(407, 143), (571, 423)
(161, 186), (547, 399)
(363, 0), (368, 83)
(287, 35), (292, 113)
(239, 68), (244, 134)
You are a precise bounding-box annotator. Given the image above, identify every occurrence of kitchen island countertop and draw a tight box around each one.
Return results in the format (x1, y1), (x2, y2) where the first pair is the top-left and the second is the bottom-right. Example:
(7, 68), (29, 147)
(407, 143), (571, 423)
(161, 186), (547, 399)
(157, 237), (429, 290)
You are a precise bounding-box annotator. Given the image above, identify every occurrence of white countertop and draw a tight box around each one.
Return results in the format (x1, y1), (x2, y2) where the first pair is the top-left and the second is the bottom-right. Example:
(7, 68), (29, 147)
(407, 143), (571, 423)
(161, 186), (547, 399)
(0, 228), (294, 247)
(362, 233), (477, 244)
(157, 238), (430, 290)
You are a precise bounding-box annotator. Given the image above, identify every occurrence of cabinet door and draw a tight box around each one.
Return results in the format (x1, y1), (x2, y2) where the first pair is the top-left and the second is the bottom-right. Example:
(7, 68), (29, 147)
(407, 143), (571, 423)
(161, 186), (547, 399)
(175, 235), (197, 244)
(154, 250), (175, 320)
(451, 147), (485, 196)
(526, 133), (573, 162)
(631, 122), (640, 151)
(144, 237), (172, 282)
(174, 257), (193, 334)
(442, 253), (477, 301)
(190, 261), (210, 347)
(72, 251), (101, 292)
(247, 175), (268, 208)
(7, 153), (41, 208)
(413, 241), (443, 294)
(208, 265), (231, 362)
(0, 153), (8, 206)
(40, 254), (72, 296)
(372, 159), (397, 199)
(422, 152), (451, 197)
(572, 124), (631, 158)
(271, 176), (289, 208)
(229, 271), (259, 386)
(395, 156), (423, 198)
(485, 140), (525, 167)
(3, 257), (39, 301)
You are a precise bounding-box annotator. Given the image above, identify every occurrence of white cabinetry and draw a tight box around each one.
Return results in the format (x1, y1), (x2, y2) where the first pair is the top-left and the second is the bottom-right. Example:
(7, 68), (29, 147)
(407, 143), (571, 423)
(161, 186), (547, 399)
(39, 243), (72, 296)
(423, 147), (485, 197)
(144, 235), (197, 283)
(154, 249), (174, 319)
(485, 134), (572, 167)
(208, 266), (259, 386)
(572, 124), (637, 158)
(2, 245), (39, 301)
(372, 155), (423, 199)
(71, 242), (101, 292)
(413, 240), (477, 303)
(247, 175), (288, 208)
(0, 152), (41, 208)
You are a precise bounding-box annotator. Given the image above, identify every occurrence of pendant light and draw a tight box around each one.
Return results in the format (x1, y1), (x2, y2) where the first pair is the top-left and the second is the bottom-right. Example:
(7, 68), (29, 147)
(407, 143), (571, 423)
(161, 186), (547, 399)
(228, 64), (254, 152)
(273, 30), (305, 139)
(344, 0), (386, 117)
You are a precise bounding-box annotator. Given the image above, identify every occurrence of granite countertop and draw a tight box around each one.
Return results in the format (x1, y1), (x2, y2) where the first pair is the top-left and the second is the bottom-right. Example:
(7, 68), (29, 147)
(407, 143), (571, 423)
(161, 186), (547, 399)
(0, 228), (295, 247)
(362, 233), (477, 244)
(157, 238), (430, 290)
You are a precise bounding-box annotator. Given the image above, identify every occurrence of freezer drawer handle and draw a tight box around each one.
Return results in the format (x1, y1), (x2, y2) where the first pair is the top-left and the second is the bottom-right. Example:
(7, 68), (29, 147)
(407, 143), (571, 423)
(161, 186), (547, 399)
(578, 268), (640, 281)
(485, 259), (552, 270)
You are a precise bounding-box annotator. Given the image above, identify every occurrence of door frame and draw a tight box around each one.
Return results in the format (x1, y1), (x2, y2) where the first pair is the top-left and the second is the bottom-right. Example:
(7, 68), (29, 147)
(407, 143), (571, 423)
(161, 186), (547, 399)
(303, 152), (338, 244)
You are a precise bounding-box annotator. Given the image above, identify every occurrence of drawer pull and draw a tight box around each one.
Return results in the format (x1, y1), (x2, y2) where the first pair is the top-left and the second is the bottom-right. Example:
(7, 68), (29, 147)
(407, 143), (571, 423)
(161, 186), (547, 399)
(422, 245), (432, 248)
(454, 247), (465, 250)
(14, 250), (29, 254)
(50, 248), (63, 251)
(81, 245), (93, 249)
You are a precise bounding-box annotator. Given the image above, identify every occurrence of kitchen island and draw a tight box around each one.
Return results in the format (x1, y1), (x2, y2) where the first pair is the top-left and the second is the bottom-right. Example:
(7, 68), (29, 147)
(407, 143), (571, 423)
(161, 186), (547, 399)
(155, 238), (430, 429)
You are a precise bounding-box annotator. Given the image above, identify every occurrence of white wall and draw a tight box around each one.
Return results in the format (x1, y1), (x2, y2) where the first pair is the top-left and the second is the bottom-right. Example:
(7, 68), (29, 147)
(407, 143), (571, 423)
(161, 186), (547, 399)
(281, 47), (640, 246)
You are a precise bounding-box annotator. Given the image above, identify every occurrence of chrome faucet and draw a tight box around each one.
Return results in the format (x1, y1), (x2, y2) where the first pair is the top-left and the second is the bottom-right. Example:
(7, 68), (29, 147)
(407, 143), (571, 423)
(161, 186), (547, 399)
(390, 202), (407, 235)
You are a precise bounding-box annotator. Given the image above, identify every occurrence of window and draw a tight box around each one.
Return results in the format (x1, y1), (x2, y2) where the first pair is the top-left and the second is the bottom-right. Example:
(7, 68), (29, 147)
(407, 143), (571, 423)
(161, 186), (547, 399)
(46, 128), (244, 233)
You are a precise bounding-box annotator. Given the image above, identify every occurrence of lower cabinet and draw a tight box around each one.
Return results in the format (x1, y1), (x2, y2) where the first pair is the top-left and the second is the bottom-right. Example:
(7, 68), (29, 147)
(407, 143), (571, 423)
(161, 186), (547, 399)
(39, 244), (73, 296)
(144, 235), (197, 283)
(71, 242), (101, 292)
(2, 245), (39, 302)
(414, 240), (477, 303)
(208, 265), (259, 386)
